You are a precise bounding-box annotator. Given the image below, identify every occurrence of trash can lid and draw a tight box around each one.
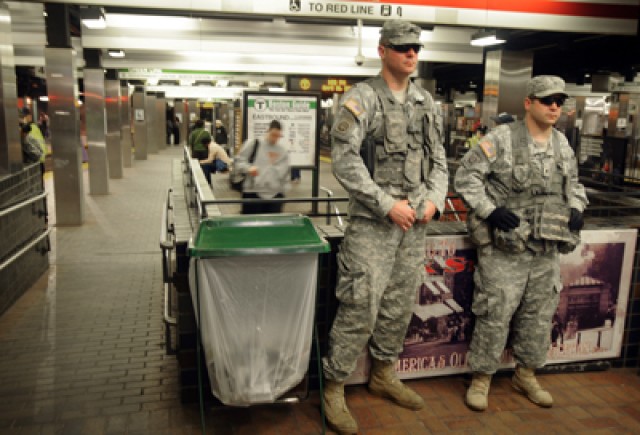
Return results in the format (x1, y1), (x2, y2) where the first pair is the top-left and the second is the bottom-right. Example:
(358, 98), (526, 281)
(189, 214), (330, 257)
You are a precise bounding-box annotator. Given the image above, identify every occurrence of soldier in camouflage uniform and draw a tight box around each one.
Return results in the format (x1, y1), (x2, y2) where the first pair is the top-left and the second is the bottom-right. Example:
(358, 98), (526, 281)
(454, 76), (588, 412)
(322, 20), (449, 434)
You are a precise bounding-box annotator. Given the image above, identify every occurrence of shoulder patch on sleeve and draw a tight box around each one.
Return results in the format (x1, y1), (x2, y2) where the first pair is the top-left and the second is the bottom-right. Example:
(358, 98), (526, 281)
(344, 98), (365, 118)
(331, 109), (358, 141)
(479, 141), (496, 160)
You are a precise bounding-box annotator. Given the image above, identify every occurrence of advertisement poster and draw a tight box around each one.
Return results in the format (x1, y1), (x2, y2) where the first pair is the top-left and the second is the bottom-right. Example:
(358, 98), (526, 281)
(244, 92), (319, 168)
(346, 229), (637, 384)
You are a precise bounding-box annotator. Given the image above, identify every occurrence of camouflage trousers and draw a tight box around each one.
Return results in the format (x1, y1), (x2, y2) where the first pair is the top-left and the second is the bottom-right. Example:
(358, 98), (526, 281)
(469, 245), (561, 374)
(323, 216), (427, 382)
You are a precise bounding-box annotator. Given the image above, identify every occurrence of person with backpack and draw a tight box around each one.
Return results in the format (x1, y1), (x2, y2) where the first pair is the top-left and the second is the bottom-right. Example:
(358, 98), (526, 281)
(233, 120), (289, 214)
(187, 119), (212, 160)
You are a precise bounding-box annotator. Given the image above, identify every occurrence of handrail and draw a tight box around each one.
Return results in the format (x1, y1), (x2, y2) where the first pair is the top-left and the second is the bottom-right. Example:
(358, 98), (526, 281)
(0, 191), (47, 218)
(0, 228), (51, 272)
(160, 188), (174, 251)
(320, 186), (344, 227)
(160, 188), (177, 355)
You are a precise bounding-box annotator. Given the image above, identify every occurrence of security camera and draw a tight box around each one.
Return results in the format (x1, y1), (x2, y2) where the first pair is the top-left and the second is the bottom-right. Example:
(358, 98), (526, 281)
(355, 54), (365, 66)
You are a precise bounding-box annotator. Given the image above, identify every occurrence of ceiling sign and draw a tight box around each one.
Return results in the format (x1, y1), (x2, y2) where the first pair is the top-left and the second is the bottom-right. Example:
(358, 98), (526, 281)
(65, 0), (639, 35)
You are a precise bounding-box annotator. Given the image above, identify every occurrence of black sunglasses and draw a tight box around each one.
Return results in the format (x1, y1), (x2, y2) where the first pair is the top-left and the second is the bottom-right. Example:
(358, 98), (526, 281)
(532, 95), (566, 107)
(385, 44), (421, 54)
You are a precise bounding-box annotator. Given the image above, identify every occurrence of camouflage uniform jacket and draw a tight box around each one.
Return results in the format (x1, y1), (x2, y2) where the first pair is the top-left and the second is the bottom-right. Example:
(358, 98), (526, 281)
(455, 121), (588, 220)
(330, 75), (449, 221)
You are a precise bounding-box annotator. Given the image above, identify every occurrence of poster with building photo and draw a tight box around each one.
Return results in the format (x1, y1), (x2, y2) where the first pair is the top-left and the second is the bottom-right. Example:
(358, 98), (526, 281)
(243, 92), (319, 167)
(346, 228), (637, 384)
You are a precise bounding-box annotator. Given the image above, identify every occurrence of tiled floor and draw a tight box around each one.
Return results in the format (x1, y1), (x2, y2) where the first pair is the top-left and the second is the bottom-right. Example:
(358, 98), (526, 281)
(1, 146), (640, 434)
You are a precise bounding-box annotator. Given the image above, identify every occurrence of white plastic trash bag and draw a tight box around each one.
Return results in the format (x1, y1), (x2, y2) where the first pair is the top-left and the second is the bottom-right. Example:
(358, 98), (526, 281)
(189, 253), (318, 406)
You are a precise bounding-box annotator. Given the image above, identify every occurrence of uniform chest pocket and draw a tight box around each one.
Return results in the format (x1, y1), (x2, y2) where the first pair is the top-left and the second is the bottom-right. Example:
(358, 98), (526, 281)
(512, 165), (531, 192)
(408, 111), (425, 145)
(384, 111), (408, 153)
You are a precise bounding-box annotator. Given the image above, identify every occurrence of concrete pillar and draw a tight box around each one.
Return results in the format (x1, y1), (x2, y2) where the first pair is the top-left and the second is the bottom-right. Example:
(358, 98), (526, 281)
(188, 100), (198, 126)
(44, 3), (84, 224)
(482, 50), (533, 127)
(84, 66), (109, 195)
(155, 91), (166, 151)
(105, 73), (123, 178)
(45, 47), (84, 224)
(120, 81), (132, 167)
(0, 2), (20, 175)
(131, 87), (147, 160)
(145, 91), (157, 153)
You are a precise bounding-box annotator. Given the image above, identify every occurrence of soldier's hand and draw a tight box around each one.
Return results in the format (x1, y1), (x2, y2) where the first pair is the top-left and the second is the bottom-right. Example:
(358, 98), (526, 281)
(248, 166), (258, 176)
(486, 207), (520, 231)
(418, 201), (438, 224)
(388, 199), (416, 232)
(568, 208), (584, 231)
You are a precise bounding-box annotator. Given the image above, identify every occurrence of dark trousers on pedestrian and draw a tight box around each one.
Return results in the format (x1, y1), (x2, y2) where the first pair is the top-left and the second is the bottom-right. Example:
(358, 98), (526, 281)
(242, 192), (284, 214)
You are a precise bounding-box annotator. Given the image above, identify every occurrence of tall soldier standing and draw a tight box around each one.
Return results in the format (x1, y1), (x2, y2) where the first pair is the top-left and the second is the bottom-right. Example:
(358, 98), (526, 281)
(454, 76), (588, 411)
(322, 20), (448, 434)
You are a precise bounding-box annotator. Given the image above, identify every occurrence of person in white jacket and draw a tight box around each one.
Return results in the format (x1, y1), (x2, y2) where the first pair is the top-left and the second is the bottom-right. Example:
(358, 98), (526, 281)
(234, 120), (290, 214)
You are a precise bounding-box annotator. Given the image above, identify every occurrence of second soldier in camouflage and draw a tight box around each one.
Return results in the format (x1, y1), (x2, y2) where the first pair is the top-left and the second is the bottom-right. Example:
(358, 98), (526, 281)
(454, 75), (588, 412)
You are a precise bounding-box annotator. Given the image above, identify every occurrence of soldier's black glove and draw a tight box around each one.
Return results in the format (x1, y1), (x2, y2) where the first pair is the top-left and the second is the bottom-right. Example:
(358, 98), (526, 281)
(486, 207), (520, 231)
(568, 208), (584, 232)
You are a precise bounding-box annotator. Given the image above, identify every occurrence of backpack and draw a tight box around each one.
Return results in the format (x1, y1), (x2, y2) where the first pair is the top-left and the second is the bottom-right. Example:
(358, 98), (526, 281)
(229, 139), (260, 192)
(22, 135), (43, 163)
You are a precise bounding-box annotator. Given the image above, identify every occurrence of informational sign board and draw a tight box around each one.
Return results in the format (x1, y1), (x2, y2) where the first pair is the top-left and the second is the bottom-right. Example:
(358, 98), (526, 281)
(243, 92), (320, 168)
(346, 228), (637, 384)
(134, 109), (144, 122)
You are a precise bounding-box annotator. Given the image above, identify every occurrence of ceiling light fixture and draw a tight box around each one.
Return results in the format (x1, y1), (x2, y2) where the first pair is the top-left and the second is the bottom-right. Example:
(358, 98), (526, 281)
(81, 6), (106, 29)
(108, 49), (125, 58)
(470, 29), (506, 47)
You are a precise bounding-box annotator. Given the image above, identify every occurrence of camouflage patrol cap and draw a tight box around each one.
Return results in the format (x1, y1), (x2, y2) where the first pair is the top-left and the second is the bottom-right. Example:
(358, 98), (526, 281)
(526, 75), (568, 98)
(379, 20), (423, 46)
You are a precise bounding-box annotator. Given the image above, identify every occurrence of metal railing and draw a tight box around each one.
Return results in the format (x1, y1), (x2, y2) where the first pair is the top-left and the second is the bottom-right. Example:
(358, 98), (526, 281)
(0, 227), (51, 272)
(160, 187), (177, 355)
(0, 191), (49, 273)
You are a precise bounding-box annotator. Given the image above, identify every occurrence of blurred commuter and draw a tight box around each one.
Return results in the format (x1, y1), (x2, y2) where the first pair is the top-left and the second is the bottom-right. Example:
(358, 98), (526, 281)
(491, 112), (515, 126)
(198, 136), (232, 185)
(465, 125), (487, 149)
(214, 120), (228, 150)
(455, 75), (588, 412)
(20, 108), (47, 175)
(322, 20), (448, 434)
(38, 111), (49, 139)
(21, 123), (43, 164)
(166, 117), (174, 145)
(234, 120), (290, 214)
(188, 119), (212, 160)
(173, 116), (181, 145)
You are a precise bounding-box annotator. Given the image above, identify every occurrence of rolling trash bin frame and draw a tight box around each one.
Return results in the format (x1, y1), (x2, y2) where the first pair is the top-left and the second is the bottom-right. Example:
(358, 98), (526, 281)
(188, 214), (329, 430)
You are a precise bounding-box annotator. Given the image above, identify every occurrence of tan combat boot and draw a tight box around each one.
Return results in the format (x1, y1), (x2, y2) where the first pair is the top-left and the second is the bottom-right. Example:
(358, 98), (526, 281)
(512, 366), (553, 407)
(322, 380), (358, 435)
(465, 373), (492, 411)
(368, 359), (424, 410)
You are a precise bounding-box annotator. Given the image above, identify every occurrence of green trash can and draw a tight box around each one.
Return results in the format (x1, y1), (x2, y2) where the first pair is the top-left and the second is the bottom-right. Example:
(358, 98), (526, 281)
(189, 214), (329, 406)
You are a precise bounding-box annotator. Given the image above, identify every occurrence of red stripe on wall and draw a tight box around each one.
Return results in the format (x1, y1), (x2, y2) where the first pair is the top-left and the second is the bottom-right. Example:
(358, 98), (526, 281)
(345, 0), (639, 20)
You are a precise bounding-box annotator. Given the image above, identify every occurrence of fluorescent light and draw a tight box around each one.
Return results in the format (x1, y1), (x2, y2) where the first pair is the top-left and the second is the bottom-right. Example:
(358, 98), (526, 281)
(470, 29), (506, 47)
(268, 87), (285, 92)
(81, 7), (106, 29)
(39, 96), (49, 102)
(108, 49), (125, 58)
(105, 13), (197, 30)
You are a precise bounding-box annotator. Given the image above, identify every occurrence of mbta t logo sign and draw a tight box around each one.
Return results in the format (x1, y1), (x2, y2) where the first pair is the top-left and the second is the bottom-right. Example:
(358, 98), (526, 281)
(290, 0), (301, 12)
